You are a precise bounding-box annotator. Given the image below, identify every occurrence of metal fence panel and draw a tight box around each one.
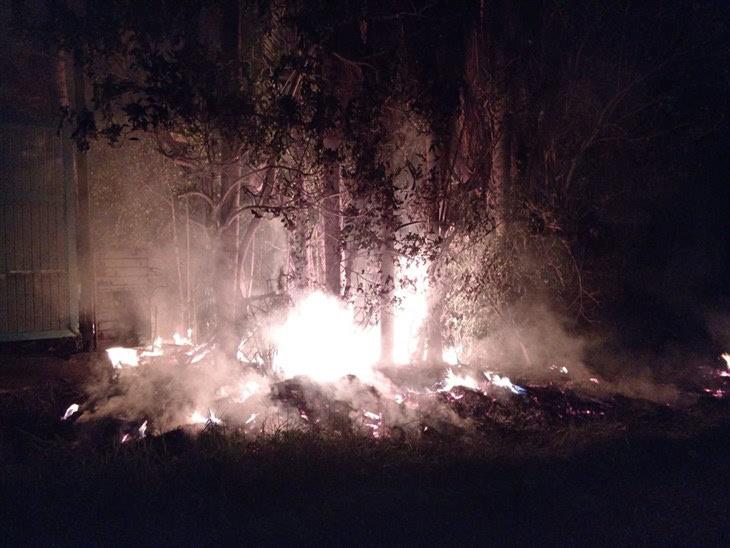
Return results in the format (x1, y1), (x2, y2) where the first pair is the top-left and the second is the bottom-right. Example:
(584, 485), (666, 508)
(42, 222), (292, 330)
(0, 124), (78, 341)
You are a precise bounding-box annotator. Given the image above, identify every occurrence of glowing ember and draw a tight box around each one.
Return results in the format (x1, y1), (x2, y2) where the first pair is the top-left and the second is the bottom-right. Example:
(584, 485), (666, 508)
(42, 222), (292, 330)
(138, 420), (148, 438)
(245, 413), (257, 425)
(484, 371), (527, 395)
(363, 410), (382, 437)
(439, 368), (480, 392)
(106, 347), (139, 368)
(560, 366), (569, 374)
(188, 346), (211, 364)
(363, 410), (381, 420)
(61, 403), (79, 421)
(704, 388), (726, 399)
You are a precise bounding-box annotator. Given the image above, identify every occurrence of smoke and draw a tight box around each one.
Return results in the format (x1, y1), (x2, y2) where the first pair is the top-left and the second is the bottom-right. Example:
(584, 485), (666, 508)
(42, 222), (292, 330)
(706, 310), (730, 351)
(462, 302), (682, 403)
(76, 279), (719, 445)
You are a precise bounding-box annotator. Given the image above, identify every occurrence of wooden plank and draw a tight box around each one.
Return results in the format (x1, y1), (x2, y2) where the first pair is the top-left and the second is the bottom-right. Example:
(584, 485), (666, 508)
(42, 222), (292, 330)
(0, 275), (6, 334)
(40, 201), (50, 330)
(95, 266), (150, 279)
(96, 257), (149, 268)
(100, 247), (148, 258)
(4, 205), (14, 332)
(0, 205), (6, 333)
(23, 203), (33, 332)
(14, 205), (23, 332)
(51, 202), (61, 330)
(31, 204), (39, 329)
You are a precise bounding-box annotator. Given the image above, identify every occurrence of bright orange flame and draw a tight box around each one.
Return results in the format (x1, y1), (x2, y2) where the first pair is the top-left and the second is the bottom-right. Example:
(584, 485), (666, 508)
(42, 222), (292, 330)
(106, 347), (139, 368)
(61, 403), (79, 421)
(272, 292), (379, 382)
(172, 329), (193, 346)
(271, 260), (456, 381)
(439, 368), (480, 392)
(188, 409), (222, 425)
(721, 353), (730, 377)
(392, 259), (429, 364)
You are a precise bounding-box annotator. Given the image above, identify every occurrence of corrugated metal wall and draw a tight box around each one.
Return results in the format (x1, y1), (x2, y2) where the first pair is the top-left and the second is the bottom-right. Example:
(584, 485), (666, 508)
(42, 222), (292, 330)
(0, 124), (78, 341)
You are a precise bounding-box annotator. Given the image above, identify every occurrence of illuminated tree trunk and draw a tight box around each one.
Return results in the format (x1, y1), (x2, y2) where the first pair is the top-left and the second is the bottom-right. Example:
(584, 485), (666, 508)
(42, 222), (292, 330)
(424, 137), (446, 364)
(322, 156), (342, 295)
(289, 218), (310, 289)
(214, 0), (242, 355)
(379, 210), (395, 364)
(489, 49), (512, 237)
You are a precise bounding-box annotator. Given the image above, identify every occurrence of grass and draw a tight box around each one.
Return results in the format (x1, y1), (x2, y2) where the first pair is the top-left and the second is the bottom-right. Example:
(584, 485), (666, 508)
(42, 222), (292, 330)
(1, 375), (729, 545)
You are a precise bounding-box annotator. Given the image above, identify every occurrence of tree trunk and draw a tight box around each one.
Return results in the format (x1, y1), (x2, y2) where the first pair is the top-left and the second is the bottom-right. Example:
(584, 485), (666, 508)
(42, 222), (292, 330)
(64, 56), (96, 350)
(214, 0), (242, 356)
(322, 158), (341, 295)
(379, 216), (395, 364)
(423, 136), (447, 364)
(490, 52), (512, 237)
(169, 192), (186, 329)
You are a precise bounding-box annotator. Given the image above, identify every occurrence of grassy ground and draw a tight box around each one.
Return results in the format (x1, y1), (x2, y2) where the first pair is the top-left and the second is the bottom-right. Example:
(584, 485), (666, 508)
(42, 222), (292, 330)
(1, 356), (729, 546)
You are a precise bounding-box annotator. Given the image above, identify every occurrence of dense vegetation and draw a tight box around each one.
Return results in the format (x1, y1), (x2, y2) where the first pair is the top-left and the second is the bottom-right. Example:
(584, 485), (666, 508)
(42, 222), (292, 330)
(17, 0), (730, 363)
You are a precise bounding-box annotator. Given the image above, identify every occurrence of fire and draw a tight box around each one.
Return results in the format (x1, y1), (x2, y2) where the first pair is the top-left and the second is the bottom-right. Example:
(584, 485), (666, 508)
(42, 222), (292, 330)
(140, 337), (163, 357)
(106, 347), (139, 368)
(484, 371), (526, 395)
(187, 345), (211, 364)
(363, 410), (383, 437)
(189, 409), (223, 426)
(392, 259), (429, 364)
(272, 291), (380, 383)
(61, 403), (79, 421)
(721, 353), (730, 377)
(439, 368), (481, 392)
(271, 280), (463, 384)
(172, 329), (193, 346)
(442, 346), (460, 366)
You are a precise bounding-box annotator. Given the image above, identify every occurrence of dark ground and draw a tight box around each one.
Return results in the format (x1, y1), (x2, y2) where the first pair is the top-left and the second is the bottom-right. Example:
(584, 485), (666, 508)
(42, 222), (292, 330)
(1, 354), (729, 546)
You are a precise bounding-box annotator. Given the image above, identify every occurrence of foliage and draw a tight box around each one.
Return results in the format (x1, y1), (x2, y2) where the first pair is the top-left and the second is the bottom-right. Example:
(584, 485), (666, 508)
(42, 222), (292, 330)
(20, 0), (730, 353)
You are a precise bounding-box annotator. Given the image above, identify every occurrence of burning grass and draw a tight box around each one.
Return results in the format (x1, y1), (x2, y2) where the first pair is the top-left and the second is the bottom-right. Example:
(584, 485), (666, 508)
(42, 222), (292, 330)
(1, 381), (729, 545)
(2, 292), (730, 544)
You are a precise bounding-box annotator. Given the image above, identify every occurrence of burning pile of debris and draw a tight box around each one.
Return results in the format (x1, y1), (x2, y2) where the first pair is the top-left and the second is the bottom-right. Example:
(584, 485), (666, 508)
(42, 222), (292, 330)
(58, 304), (730, 446)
